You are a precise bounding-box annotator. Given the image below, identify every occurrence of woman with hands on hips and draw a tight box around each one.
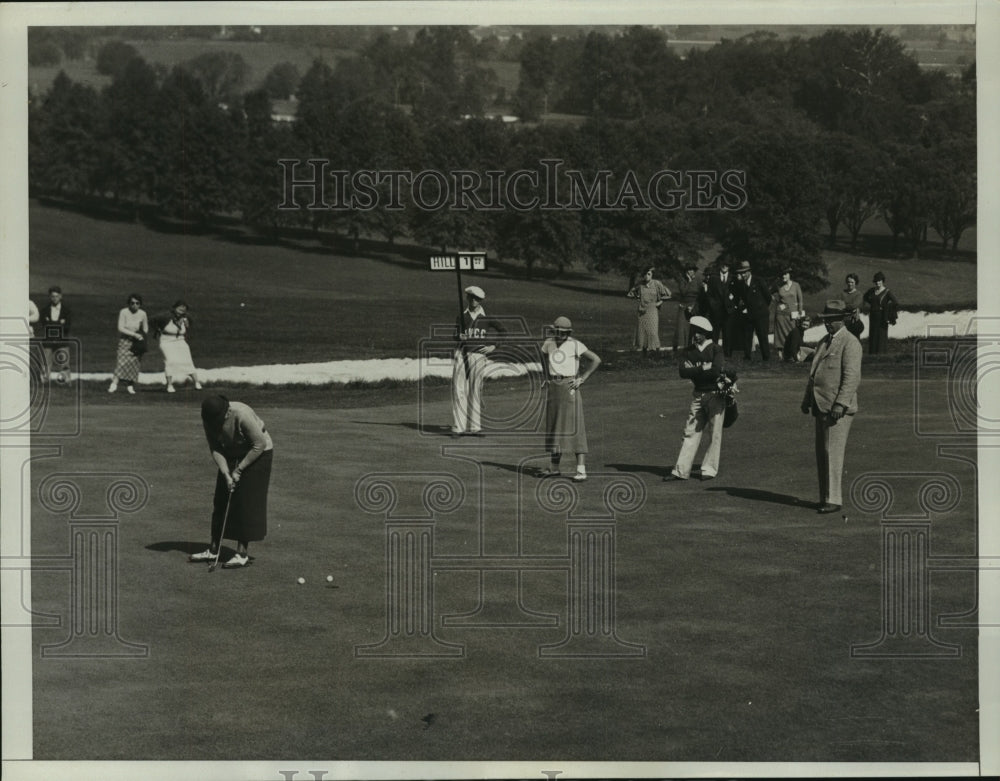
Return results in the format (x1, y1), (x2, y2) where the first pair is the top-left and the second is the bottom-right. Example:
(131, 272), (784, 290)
(540, 316), (601, 483)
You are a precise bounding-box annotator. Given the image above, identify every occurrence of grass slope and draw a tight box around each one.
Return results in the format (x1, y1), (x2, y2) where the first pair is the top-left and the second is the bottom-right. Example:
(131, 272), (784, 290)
(28, 201), (977, 372)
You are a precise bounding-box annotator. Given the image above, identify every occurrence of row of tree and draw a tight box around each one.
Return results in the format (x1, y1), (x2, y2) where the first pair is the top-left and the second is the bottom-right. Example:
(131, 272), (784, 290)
(29, 27), (975, 291)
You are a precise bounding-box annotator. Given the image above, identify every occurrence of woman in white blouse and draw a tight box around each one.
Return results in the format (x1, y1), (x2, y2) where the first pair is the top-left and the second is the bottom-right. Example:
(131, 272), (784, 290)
(539, 316), (602, 482)
(108, 294), (149, 395)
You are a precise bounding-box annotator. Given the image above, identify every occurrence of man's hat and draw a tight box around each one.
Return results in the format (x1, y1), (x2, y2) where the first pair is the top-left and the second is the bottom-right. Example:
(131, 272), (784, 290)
(816, 299), (849, 320)
(552, 316), (573, 332)
(735, 260), (752, 274)
(689, 315), (713, 334)
(464, 285), (486, 300)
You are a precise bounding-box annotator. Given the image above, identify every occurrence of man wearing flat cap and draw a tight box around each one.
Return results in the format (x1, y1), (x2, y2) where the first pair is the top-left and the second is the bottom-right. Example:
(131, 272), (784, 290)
(801, 300), (862, 514)
(452, 285), (504, 436)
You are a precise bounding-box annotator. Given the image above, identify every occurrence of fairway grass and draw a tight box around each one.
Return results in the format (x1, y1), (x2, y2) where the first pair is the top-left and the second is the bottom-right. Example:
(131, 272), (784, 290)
(29, 369), (978, 762)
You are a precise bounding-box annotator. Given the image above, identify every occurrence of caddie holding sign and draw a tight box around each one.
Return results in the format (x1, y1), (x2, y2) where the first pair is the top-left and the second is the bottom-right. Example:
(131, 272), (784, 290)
(452, 285), (505, 437)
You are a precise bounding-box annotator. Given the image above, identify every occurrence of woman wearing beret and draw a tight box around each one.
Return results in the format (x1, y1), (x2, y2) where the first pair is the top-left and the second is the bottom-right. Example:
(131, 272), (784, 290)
(189, 395), (273, 568)
(540, 316), (601, 482)
(627, 266), (671, 353)
(108, 294), (148, 395)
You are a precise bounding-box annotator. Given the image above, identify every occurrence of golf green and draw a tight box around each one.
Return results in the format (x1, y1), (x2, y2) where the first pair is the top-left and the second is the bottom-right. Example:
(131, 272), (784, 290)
(28, 368), (978, 762)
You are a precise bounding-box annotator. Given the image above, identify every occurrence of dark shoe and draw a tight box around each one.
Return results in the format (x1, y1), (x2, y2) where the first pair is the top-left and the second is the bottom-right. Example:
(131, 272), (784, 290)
(450, 431), (462, 438)
(662, 473), (686, 482)
(816, 503), (841, 514)
(467, 431), (485, 437)
(700, 473), (716, 481)
(538, 469), (562, 478)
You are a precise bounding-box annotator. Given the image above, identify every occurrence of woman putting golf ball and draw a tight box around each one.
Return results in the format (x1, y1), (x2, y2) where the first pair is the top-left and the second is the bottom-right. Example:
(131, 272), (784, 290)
(189, 395), (274, 569)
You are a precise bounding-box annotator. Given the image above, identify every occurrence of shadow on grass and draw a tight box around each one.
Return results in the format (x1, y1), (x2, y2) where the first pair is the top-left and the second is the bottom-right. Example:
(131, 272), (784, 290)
(146, 540), (229, 556)
(606, 463), (673, 479)
(704, 487), (807, 507)
(349, 420), (452, 434)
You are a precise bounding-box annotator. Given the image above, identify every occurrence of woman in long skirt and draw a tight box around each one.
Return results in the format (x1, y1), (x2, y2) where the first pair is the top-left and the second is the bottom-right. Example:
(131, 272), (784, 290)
(152, 300), (203, 392)
(627, 266), (671, 353)
(539, 316), (602, 482)
(108, 293), (148, 394)
(771, 270), (803, 361)
(863, 271), (899, 354)
(189, 395), (274, 568)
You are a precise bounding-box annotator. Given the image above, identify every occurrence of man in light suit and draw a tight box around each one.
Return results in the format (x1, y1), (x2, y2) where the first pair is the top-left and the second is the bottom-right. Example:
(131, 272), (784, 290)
(801, 300), (862, 514)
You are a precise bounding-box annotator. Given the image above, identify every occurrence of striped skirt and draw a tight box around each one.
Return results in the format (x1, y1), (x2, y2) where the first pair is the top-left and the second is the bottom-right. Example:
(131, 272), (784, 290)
(114, 337), (142, 382)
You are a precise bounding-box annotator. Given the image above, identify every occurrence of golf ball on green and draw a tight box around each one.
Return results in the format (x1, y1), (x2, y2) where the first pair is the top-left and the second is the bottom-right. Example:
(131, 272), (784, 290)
(326, 575), (334, 583)
(297, 577), (305, 585)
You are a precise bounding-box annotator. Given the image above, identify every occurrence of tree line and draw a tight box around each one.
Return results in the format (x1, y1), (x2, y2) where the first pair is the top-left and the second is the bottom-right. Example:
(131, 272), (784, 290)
(29, 26), (975, 291)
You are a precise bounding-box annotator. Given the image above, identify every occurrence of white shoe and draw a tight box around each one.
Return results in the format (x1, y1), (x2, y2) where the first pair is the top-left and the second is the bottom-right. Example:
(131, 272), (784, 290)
(166, 384), (176, 393)
(572, 472), (587, 482)
(188, 548), (217, 562)
(194, 381), (203, 390)
(127, 385), (136, 395)
(107, 382), (118, 393)
(222, 553), (249, 568)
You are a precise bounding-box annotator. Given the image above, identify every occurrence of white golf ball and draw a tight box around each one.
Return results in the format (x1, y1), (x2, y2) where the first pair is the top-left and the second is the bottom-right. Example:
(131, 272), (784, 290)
(297, 577), (305, 585)
(326, 575), (334, 583)
(240, 302), (246, 308)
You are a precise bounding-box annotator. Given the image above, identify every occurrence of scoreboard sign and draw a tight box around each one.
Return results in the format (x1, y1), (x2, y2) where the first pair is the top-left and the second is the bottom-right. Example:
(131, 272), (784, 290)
(429, 252), (488, 271)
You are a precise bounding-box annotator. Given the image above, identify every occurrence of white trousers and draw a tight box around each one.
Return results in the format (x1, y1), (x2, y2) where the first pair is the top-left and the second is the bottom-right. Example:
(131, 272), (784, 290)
(673, 391), (725, 478)
(452, 350), (488, 433)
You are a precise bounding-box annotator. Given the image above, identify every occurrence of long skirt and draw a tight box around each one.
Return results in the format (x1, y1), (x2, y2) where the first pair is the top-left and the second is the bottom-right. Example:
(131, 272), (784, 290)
(160, 335), (197, 378)
(211, 450), (272, 543)
(634, 309), (661, 351)
(773, 311), (794, 355)
(544, 379), (588, 455)
(114, 337), (142, 382)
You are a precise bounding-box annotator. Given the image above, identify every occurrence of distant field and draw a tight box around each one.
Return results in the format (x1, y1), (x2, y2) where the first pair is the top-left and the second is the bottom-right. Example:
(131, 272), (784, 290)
(27, 200), (976, 373)
(28, 38), (354, 96)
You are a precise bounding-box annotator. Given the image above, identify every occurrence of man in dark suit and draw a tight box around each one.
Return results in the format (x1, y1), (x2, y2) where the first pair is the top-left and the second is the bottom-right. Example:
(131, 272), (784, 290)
(801, 300), (863, 514)
(732, 260), (772, 361)
(704, 257), (739, 356)
(38, 285), (72, 383)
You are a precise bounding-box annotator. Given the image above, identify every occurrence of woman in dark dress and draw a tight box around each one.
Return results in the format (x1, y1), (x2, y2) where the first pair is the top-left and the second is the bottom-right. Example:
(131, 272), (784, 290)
(842, 274), (865, 340)
(862, 271), (900, 354)
(190, 395), (274, 568)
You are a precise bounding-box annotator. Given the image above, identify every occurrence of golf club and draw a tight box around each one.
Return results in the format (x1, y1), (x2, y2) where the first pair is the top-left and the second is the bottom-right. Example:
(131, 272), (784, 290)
(207, 481), (235, 573)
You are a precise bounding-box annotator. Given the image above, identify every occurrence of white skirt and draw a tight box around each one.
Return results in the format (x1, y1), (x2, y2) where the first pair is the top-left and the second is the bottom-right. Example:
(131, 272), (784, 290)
(159, 335), (196, 377)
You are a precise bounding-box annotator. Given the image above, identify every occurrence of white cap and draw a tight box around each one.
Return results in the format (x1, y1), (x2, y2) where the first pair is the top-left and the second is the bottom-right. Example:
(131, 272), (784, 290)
(689, 315), (713, 333)
(464, 285), (486, 300)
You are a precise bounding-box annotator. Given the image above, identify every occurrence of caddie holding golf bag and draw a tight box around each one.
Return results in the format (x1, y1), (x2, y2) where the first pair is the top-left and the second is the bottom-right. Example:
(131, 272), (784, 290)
(190, 395), (274, 570)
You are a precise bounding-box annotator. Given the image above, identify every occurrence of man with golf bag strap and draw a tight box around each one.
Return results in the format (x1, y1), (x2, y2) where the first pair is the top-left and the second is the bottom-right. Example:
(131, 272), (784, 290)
(190, 395), (274, 569)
